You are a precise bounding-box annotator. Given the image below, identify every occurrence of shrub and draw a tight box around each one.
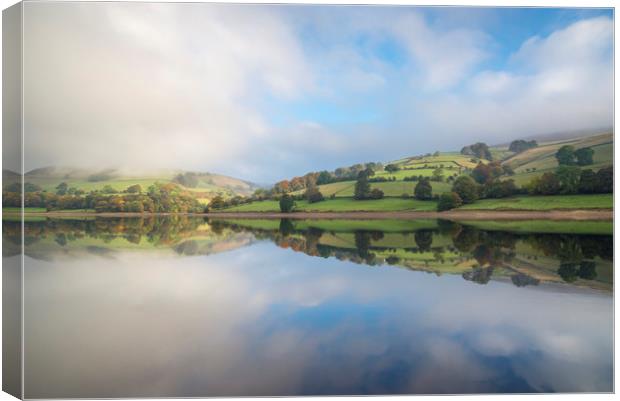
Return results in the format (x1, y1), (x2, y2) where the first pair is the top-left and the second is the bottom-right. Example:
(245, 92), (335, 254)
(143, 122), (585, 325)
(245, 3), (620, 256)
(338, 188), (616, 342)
(369, 188), (384, 199)
(437, 192), (463, 211)
(305, 187), (325, 203)
(414, 178), (433, 200)
(452, 176), (479, 204)
(279, 194), (295, 212)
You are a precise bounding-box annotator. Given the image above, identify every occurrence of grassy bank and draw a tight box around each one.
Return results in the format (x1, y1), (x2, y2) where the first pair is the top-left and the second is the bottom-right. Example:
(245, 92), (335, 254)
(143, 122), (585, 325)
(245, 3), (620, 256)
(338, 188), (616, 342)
(461, 220), (612, 235)
(220, 197), (438, 213)
(218, 194), (612, 213)
(458, 194), (612, 211)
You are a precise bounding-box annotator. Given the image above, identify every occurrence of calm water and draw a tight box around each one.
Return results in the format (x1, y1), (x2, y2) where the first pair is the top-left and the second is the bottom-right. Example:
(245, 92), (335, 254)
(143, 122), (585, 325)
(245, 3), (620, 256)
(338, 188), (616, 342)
(4, 217), (613, 397)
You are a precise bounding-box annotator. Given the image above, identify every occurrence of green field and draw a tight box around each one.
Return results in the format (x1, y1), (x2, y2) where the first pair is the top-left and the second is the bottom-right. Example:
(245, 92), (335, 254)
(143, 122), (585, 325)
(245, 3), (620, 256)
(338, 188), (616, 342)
(3, 207), (95, 214)
(3, 207), (47, 213)
(461, 220), (612, 235)
(221, 219), (440, 233)
(219, 197), (438, 212)
(505, 133), (612, 184)
(458, 194), (613, 211)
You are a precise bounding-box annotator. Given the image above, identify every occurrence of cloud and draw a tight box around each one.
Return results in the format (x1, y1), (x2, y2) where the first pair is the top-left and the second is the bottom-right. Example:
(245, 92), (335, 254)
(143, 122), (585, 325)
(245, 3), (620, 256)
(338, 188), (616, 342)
(21, 5), (613, 183)
(408, 16), (613, 145)
(23, 3), (314, 176)
(391, 12), (490, 90)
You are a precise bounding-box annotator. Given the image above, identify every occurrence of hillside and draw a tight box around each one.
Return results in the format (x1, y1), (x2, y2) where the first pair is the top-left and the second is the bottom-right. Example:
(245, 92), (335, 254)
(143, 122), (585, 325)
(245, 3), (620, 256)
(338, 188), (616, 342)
(7, 166), (261, 201)
(286, 131), (612, 199)
(501, 132), (613, 185)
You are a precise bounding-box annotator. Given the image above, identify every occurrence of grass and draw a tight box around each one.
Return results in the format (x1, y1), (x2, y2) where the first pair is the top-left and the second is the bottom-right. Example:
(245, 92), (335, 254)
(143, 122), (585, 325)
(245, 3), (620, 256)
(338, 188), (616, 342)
(458, 194), (612, 211)
(3, 207), (47, 213)
(292, 180), (453, 198)
(217, 218), (439, 233)
(219, 197), (438, 213)
(506, 132), (612, 172)
(461, 220), (612, 235)
(3, 207), (95, 214)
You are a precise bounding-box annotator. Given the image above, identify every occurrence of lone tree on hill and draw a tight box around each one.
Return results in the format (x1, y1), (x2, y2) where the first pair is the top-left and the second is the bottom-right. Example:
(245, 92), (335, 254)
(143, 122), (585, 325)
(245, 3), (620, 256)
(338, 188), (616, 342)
(460, 142), (492, 160)
(354, 171), (372, 200)
(279, 193), (295, 212)
(414, 178), (433, 200)
(509, 139), (538, 153)
(385, 164), (400, 173)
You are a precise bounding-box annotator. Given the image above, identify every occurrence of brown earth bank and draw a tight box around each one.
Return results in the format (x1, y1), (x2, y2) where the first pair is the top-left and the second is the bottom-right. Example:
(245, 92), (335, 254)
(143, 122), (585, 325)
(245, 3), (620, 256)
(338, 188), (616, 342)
(5, 209), (613, 220)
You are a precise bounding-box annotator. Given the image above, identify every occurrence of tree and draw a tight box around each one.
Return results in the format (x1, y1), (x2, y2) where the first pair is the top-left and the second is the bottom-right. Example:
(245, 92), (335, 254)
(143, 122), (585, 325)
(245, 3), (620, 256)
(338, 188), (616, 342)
(508, 139), (537, 153)
(437, 192), (463, 211)
(126, 184), (142, 194)
(452, 176), (479, 204)
(575, 147), (594, 166)
(502, 165), (515, 176)
(354, 171), (372, 200)
(558, 263), (578, 283)
(595, 166), (613, 193)
(431, 167), (444, 182)
(556, 165), (581, 194)
(102, 185), (117, 194)
(414, 230), (433, 252)
(209, 195), (225, 209)
(385, 164), (400, 173)
(55, 182), (68, 195)
(24, 182), (42, 193)
(484, 179), (517, 198)
(578, 169), (597, 194)
(578, 261), (597, 280)
(316, 171), (333, 185)
(305, 185), (324, 203)
(471, 162), (492, 184)
(555, 145), (575, 166)
(414, 178), (433, 200)
(461, 142), (492, 160)
(279, 193), (295, 212)
(531, 172), (560, 195)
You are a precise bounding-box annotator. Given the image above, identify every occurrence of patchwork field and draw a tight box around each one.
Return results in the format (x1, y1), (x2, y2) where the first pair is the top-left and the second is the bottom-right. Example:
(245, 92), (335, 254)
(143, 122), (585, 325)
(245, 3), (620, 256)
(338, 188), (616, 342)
(10, 166), (261, 199)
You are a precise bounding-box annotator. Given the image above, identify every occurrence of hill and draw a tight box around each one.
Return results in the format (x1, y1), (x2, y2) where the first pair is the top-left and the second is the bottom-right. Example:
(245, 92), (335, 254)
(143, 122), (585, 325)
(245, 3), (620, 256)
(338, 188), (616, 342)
(501, 132), (612, 185)
(8, 166), (261, 201)
(283, 131), (612, 200)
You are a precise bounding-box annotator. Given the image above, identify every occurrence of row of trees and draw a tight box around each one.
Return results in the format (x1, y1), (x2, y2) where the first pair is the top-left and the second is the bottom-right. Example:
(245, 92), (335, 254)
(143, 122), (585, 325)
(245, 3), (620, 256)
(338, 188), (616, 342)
(555, 145), (595, 166)
(272, 162), (384, 194)
(509, 139), (538, 153)
(461, 142), (492, 160)
(3, 183), (204, 213)
(527, 166), (612, 195)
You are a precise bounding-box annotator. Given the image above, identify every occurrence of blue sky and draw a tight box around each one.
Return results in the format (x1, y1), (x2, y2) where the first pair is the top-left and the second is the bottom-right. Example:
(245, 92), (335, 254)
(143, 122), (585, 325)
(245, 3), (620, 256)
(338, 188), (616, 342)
(24, 4), (613, 183)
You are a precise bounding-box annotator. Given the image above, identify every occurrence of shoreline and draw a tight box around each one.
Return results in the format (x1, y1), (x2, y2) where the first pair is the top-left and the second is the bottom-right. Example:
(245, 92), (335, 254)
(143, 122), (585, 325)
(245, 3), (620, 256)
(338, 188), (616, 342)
(4, 209), (613, 220)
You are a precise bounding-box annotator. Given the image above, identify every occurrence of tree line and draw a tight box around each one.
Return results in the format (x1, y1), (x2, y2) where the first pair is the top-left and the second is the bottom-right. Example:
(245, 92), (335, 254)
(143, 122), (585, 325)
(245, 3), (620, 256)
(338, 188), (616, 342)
(3, 182), (204, 213)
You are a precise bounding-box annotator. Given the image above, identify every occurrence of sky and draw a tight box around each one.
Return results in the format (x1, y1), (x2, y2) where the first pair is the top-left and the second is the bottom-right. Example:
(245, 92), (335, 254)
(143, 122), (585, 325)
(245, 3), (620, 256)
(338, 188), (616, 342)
(22, 3), (613, 183)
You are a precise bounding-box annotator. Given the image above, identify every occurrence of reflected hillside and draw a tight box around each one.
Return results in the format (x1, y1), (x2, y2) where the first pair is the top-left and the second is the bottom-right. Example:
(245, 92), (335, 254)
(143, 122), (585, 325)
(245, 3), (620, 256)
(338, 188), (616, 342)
(214, 219), (613, 292)
(3, 216), (255, 260)
(4, 216), (612, 291)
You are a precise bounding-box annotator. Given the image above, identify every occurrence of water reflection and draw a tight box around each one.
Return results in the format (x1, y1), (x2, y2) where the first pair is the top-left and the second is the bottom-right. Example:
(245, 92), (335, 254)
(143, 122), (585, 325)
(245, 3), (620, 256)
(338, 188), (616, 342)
(5, 216), (613, 396)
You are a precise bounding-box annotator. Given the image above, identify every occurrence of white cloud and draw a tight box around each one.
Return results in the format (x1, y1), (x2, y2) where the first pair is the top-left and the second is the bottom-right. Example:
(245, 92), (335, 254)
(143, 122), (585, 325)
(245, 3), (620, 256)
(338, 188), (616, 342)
(409, 16), (613, 145)
(23, 3), (314, 175)
(21, 4), (613, 182)
(391, 12), (490, 90)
